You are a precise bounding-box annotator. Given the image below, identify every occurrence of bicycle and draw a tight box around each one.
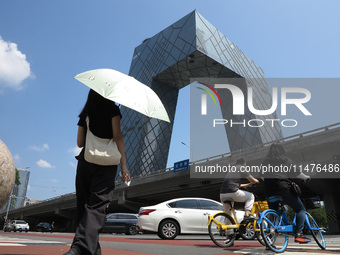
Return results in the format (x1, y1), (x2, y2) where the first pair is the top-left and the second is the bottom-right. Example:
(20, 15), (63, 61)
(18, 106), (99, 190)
(207, 198), (268, 247)
(258, 195), (326, 253)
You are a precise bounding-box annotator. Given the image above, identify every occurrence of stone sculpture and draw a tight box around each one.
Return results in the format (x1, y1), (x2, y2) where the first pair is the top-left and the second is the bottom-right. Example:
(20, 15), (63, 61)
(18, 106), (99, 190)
(0, 139), (15, 209)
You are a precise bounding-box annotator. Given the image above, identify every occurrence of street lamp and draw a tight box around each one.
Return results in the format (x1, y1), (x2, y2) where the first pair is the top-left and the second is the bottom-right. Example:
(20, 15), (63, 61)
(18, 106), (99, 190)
(53, 190), (61, 196)
(181, 142), (194, 162)
(4, 190), (13, 221)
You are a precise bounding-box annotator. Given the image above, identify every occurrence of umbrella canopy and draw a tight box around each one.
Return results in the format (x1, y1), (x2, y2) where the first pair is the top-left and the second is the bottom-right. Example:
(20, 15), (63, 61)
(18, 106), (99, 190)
(74, 69), (170, 123)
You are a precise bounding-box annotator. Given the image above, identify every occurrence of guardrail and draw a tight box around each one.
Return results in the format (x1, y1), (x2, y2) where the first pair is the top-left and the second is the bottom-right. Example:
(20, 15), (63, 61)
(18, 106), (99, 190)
(0, 192), (76, 216)
(131, 122), (340, 180)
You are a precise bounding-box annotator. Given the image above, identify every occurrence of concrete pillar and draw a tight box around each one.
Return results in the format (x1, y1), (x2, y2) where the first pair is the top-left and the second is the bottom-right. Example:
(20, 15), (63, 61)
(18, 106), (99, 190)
(324, 192), (340, 233)
(118, 190), (126, 205)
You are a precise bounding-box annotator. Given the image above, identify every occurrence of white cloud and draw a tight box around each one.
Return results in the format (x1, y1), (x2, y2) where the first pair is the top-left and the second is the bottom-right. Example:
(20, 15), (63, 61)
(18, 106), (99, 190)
(0, 36), (31, 90)
(12, 153), (21, 163)
(36, 159), (55, 168)
(30, 144), (50, 152)
(69, 162), (77, 169)
(68, 146), (81, 156)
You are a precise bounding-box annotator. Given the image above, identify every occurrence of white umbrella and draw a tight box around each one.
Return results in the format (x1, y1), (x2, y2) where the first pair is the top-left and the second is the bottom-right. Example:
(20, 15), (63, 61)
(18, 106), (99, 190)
(74, 69), (170, 123)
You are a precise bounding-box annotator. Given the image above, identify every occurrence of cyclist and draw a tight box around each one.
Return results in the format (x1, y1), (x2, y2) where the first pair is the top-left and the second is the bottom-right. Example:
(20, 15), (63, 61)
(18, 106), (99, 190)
(220, 158), (259, 220)
(262, 143), (311, 243)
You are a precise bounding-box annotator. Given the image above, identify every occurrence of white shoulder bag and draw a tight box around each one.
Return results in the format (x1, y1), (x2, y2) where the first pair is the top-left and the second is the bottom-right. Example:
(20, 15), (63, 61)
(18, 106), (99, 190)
(84, 117), (121, 165)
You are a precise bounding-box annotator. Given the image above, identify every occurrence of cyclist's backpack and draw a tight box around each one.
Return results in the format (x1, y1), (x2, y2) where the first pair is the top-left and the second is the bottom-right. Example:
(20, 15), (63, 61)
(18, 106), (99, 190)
(290, 182), (302, 196)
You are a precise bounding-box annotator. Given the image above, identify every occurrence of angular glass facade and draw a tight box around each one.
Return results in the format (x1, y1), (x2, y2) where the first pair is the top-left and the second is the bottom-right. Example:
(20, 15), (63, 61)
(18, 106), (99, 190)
(121, 10), (282, 177)
(13, 169), (30, 209)
(0, 168), (30, 212)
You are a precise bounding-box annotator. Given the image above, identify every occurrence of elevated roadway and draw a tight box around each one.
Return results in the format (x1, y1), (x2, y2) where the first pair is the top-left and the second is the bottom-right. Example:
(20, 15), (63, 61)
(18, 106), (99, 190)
(1, 123), (340, 233)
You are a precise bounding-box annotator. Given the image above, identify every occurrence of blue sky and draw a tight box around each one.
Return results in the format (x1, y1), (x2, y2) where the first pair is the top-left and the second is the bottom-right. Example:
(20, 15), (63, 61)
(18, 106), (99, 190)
(1, 0), (339, 200)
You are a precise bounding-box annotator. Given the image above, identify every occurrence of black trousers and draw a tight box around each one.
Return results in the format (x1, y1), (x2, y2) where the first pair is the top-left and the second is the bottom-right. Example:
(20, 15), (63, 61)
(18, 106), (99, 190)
(72, 159), (117, 255)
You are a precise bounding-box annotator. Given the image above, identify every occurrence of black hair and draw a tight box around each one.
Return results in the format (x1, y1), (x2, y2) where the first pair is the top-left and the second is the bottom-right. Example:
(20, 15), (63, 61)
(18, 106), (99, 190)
(236, 158), (246, 165)
(79, 89), (117, 120)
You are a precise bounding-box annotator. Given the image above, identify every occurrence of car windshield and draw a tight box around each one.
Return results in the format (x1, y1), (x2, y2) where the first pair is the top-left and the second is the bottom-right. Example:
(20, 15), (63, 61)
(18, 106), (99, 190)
(107, 214), (118, 219)
(118, 214), (137, 219)
(16, 221), (26, 224)
(107, 214), (137, 219)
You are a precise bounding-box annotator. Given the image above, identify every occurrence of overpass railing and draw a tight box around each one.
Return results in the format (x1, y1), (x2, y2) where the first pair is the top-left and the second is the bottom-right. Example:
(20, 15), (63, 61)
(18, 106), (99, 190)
(130, 122), (340, 180)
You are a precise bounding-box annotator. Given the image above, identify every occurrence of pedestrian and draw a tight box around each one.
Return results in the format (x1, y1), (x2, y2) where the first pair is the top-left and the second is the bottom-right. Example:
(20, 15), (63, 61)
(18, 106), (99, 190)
(64, 89), (129, 255)
(220, 158), (259, 220)
(262, 143), (311, 243)
(51, 221), (55, 233)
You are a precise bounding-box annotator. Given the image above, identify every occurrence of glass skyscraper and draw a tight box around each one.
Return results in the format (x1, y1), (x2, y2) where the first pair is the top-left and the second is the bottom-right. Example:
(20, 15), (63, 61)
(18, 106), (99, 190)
(121, 10), (282, 177)
(0, 168), (30, 212)
(13, 168), (30, 209)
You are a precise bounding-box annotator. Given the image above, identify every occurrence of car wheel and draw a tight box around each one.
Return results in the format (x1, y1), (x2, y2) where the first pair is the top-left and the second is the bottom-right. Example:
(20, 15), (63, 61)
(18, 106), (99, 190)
(126, 225), (138, 235)
(157, 220), (179, 240)
(240, 225), (256, 240)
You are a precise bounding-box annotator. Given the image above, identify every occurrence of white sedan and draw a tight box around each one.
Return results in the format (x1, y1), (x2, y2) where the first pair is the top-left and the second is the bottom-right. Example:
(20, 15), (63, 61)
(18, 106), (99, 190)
(137, 197), (223, 239)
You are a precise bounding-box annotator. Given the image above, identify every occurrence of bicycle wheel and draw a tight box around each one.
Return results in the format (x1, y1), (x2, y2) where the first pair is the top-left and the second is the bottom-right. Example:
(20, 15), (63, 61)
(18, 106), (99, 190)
(260, 210), (288, 253)
(254, 222), (266, 246)
(306, 212), (326, 250)
(208, 212), (237, 247)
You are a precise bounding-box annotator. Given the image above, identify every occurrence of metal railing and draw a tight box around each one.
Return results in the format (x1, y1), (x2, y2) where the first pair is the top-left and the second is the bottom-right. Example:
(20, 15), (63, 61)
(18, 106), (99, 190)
(130, 122), (340, 180)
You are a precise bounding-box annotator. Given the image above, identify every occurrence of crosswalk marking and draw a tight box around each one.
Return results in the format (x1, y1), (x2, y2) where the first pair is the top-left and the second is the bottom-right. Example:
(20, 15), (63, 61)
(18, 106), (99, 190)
(238, 244), (340, 254)
(0, 236), (68, 247)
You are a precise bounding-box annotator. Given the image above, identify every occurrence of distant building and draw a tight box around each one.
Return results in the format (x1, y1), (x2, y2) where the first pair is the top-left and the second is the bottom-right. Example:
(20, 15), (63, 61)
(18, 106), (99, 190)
(0, 168), (30, 212)
(12, 168), (30, 209)
(121, 10), (282, 177)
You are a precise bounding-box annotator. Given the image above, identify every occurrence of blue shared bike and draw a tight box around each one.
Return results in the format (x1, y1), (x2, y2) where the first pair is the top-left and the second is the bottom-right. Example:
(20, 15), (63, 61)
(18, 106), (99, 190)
(258, 195), (326, 253)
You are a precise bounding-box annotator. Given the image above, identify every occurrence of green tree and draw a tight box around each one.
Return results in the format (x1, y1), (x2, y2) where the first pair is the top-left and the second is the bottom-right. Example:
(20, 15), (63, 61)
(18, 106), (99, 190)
(308, 206), (327, 228)
(15, 169), (21, 186)
(282, 204), (327, 228)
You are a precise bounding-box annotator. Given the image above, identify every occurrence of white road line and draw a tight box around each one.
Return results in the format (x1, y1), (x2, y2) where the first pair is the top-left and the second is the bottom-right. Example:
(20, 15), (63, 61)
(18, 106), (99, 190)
(0, 236), (67, 246)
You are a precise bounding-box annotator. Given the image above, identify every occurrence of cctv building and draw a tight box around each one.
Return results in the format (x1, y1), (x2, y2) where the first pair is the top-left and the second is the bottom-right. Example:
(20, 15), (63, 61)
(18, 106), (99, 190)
(121, 11), (282, 177)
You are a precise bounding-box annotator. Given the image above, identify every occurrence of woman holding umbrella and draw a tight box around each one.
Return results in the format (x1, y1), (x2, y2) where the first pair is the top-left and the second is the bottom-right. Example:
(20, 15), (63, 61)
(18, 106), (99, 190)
(64, 89), (129, 255)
